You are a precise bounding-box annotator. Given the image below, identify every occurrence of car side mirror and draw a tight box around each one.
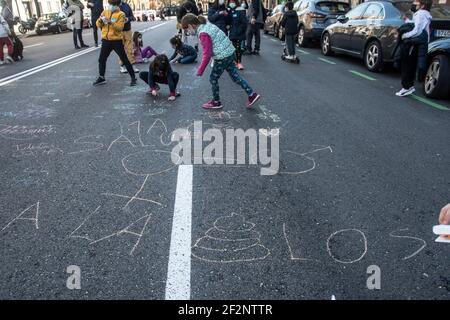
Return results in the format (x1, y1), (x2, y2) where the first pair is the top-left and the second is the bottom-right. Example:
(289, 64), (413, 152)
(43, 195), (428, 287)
(337, 15), (348, 23)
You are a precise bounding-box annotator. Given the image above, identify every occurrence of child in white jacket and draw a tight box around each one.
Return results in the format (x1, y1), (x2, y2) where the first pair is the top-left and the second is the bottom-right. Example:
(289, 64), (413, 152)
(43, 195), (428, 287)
(396, 0), (432, 97)
(0, 15), (13, 64)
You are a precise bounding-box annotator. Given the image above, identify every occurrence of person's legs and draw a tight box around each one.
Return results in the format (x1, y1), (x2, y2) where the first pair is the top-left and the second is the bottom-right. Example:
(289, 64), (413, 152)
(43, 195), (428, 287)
(233, 40), (242, 63)
(77, 29), (86, 46)
(73, 28), (79, 47)
(92, 16), (99, 45)
(6, 37), (13, 56)
(401, 45), (418, 89)
(286, 35), (295, 56)
(98, 41), (113, 77)
(225, 55), (253, 96)
(209, 59), (227, 101)
(168, 71), (179, 92)
(112, 41), (136, 79)
(246, 24), (253, 52)
(178, 54), (197, 64)
(254, 24), (261, 52)
(0, 38), (5, 61)
(141, 46), (158, 58)
(139, 71), (149, 85)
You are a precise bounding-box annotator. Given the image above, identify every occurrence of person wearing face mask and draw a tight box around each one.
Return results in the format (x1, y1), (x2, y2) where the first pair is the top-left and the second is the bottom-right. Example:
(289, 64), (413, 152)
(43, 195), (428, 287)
(181, 13), (260, 109)
(227, 0), (248, 70)
(93, 0), (137, 87)
(208, 0), (229, 34)
(395, 0), (432, 97)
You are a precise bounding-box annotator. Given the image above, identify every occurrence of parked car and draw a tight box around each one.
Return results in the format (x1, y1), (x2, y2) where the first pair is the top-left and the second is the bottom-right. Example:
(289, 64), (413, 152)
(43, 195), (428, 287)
(423, 38), (450, 99)
(135, 10), (144, 21)
(294, 0), (350, 47)
(264, 4), (285, 39)
(35, 12), (69, 35)
(321, 0), (450, 72)
(429, 3), (450, 41)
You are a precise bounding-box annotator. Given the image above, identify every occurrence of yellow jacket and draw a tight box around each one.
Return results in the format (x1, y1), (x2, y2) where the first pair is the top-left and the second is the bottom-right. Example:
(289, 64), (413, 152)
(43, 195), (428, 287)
(96, 10), (125, 41)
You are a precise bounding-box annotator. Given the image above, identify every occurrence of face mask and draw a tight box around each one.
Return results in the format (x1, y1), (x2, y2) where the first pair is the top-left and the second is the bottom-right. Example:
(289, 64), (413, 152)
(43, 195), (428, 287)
(411, 4), (418, 12)
(109, 5), (118, 11)
(229, 2), (236, 8)
(241, 3), (247, 8)
(219, 0), (224, 5)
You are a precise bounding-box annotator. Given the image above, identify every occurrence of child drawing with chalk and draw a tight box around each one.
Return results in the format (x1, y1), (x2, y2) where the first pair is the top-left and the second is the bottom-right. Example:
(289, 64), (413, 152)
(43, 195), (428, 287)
(169, 36), (198, 64)
(139, 54), (180, 101)
(181, 13), (260, 110)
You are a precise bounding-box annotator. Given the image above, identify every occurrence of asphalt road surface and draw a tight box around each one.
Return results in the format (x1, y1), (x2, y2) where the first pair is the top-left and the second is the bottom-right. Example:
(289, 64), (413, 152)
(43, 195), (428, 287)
(0, 18), (449, 300)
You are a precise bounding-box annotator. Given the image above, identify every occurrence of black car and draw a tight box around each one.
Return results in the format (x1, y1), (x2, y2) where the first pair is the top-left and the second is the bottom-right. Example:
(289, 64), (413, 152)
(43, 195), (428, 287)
(321, 0), (450, 72)
(294, 0), (350, 47)
(423, 38), (450, 99)
(35, 12), (69, 35)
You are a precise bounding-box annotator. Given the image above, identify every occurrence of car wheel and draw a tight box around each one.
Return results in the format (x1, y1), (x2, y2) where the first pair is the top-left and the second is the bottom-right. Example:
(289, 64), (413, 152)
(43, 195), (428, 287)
(321, 32), (333, 56)
(273, 24), (278, 37)
(297, 26), (309, 47)
(18, 26), (27, 34)
(365, 40), (383, 72)
(424, 54), (450, 99)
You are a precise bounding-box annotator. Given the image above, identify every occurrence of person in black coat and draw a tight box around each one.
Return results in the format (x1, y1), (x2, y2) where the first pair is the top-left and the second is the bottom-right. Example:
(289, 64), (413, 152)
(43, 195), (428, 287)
(87, 0), (104, 47)
(177, 0), (199, 47)
(208, 0), (229, 34)
(280, 1), (298, 59)
(227, 0), (247, 69)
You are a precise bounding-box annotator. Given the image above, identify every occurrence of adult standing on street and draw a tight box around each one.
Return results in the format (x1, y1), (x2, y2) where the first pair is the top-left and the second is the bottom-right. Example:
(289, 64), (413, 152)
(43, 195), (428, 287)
(0, 14), (13, 64)
(68, 0), (89, 49)
(87, 0), (103, 47)
(0, 0), (14, 36)
(177, 0), (199, 46)
(245, 0), (266, 55)
(208, 0), (229, 34)
(119, 0), (138, 73)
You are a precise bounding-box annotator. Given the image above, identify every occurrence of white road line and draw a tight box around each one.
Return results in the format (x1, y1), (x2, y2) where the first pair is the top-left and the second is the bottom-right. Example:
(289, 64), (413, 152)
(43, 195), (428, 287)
(165, 164), (193, 300)
(0, 46), (99, 87)
(24, 43), (44, 49)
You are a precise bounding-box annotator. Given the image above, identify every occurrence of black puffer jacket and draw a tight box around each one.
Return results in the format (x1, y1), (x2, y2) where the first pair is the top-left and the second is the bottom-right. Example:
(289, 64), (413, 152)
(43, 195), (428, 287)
(281, 10), (299, 36)
(177, 0), (199, 22)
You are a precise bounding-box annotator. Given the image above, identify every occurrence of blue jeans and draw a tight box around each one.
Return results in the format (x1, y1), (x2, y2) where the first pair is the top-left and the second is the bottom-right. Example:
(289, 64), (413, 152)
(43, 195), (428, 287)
(178, 53), (197, 64)
(210, 54), (253, 102)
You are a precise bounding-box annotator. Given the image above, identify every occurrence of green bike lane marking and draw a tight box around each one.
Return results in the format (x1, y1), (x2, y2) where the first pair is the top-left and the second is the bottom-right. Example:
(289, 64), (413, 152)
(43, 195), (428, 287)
(348, 70), (377, 81)
(318, 57), (336, 65)
(410, 94), (450, 111)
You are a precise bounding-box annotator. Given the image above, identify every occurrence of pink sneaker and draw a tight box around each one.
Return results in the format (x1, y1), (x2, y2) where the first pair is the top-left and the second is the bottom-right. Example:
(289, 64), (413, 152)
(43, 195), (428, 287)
(237, 63), (244, 70)
(202, 100), (223, 109)
(247, 92), (260, 108)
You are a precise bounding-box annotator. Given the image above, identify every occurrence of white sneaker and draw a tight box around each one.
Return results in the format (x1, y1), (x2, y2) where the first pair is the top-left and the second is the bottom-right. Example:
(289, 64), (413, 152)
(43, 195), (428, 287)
(0, 60), (5, 65)
(395, 87), (415, 97)
(120, 66), (127, 73)
(5, 56), (13, 63)
(143, 58), (150, 63)
(210, 60), (214, 68)
(133, 66), (139, 72)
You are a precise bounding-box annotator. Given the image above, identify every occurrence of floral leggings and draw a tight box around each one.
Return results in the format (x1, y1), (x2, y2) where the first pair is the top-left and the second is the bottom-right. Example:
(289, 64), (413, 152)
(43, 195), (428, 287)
(210, 54), (253, 102)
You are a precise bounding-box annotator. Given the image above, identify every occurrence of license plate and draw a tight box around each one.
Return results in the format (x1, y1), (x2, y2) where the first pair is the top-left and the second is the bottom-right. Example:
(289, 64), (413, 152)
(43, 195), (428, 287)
(435, 29), (450, 38)
(40, 27), (48, 30)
